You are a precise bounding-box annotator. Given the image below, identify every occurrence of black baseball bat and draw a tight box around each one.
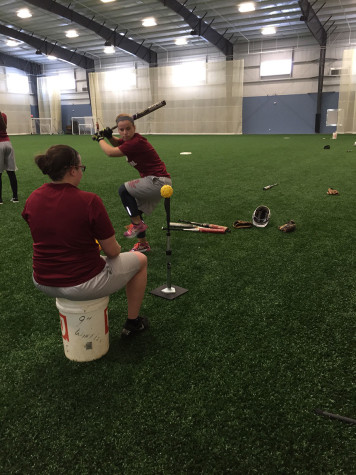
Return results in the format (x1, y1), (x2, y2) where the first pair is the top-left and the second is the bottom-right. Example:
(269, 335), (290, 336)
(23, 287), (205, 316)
(111, 100), (166, 131)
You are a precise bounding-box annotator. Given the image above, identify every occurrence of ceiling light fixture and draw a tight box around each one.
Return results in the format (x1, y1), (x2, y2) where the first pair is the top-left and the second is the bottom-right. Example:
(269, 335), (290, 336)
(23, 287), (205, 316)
(142, 17), (157, 27)
(238, 2), (255, 13)
(100, 0), (115, 3)
(35, 49), (42, 55)
(104, 45), (115, 54)
(47, 55), (57, 60)
(7, 39), (19, 47)
(261, 26), (276, 35)
(66, 29), (79, 38)
(17, 8), (32, 19)
(175, 37), (188, 46)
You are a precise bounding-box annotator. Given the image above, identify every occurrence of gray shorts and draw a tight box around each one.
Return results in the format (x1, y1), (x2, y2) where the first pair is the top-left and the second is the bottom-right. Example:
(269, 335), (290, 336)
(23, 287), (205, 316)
(33, 252), (141, 301)
(0, 141), (17, 173)
(125, 176), (172, 215)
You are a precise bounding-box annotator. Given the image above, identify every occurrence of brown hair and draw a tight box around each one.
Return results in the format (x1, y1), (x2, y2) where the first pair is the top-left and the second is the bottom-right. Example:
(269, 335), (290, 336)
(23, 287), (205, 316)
(34, 145), (80, 181)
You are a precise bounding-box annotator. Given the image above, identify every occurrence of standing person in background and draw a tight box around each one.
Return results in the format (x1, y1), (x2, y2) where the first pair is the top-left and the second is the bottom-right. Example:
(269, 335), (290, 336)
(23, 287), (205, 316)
(92, 114), (172, 253)
(0, 111), (18, 204)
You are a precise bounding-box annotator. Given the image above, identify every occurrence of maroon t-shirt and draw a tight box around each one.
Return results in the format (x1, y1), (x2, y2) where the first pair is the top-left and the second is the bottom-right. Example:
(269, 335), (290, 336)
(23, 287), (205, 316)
(22, 183), (115, 287)
(0, 112), (10, 142)
(118, 133), (170, 178)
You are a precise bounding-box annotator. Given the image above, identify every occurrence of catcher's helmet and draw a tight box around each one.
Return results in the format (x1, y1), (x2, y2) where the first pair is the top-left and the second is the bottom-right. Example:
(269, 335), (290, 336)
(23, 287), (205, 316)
(252, 205), (270, 227)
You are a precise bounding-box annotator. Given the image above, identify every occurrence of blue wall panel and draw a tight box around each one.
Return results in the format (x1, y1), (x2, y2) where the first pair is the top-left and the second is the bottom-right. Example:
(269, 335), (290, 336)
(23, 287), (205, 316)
(242, 92), (339, 134)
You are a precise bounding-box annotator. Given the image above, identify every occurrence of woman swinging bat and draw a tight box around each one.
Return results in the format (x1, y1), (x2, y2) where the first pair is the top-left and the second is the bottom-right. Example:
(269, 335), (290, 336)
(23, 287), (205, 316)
(93, 113), (172, 253)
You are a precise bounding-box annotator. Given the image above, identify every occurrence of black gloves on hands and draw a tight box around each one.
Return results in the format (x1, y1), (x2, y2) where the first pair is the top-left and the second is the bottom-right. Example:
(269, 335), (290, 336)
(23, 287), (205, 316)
(92, 126), (112, 141)
(101, 126), (113, 139)
(92, 132), (104, 142)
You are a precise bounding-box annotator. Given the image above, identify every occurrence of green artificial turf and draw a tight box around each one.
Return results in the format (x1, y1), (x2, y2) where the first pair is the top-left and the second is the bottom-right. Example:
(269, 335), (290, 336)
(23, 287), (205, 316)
(0, 133), (355, 474)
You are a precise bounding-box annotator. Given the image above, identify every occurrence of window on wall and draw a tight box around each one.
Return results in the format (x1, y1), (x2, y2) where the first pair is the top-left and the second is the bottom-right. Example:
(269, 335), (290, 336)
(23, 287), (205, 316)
(171, 61), (206, 87)
(58, 71), (76, 91)
(260, 51), (293, 77)
(104, 68), (136, 91)
(6, 71), (30, 93)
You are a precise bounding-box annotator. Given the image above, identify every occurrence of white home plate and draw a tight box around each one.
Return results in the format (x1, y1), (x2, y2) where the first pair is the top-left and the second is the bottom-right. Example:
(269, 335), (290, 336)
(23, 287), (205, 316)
(180, 152), (192, 155)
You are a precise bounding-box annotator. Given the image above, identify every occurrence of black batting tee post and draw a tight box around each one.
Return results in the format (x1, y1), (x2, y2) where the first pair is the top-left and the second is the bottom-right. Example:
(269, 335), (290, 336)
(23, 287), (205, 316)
(150, 194), (188, 300)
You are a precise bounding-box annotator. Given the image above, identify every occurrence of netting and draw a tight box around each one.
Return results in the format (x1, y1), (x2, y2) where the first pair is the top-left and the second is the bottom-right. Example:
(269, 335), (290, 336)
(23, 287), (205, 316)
(30, 118), (53, 135)
(71, 116), (95, 135)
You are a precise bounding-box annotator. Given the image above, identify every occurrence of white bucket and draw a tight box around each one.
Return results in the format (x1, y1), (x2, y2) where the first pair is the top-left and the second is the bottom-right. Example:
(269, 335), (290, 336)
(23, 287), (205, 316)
(56, 296), (109, 362)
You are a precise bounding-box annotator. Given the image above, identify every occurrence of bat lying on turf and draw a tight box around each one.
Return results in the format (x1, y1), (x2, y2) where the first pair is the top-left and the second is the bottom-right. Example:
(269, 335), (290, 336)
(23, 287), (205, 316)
(178, 219), (230, 232)
(110, 100), (166, 131)
(163, 222), (229, 234)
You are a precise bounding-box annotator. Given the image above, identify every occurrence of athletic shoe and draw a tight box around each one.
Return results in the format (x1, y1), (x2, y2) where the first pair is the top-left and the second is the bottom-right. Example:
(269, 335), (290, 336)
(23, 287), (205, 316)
(10, 198), (19, 203)
(130, 242), (151, 253)
(121, 316), (149, 337)
(124, 221), (148, 238)
(0, 201), (3, 205)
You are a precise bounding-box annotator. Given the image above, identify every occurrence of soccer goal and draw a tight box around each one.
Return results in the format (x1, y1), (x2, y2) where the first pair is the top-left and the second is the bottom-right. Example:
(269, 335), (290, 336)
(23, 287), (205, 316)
(71, 116), (95, 135)
(30, 118), (53, 135)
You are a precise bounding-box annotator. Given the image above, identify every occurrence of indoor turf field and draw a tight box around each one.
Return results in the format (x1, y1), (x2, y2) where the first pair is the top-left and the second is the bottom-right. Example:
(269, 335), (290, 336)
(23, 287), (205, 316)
(0, 133), (355, 474)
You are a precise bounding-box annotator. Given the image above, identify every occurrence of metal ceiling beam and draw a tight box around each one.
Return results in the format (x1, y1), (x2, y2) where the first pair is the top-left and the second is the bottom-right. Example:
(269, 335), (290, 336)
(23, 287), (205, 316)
(158, 0), (233, 58)
(0, 50), (42, 75)
(298, 0), (327, 46)
(0, 24), (94, 69)
(24, 0), (157, 65)
(298, 0), (327, 133)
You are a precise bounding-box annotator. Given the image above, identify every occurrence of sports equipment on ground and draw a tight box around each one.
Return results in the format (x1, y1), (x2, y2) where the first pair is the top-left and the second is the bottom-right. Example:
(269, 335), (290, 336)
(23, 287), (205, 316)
(130, 242), (151, 253)
(263, 183), (278, 190)
(161, 185), (173, 198)
(278, 220), (296, 232)
(178, 219), (229, 232)
(121, 316), (149, 337)
(164, 222), (228, 234)
(252, 206), (271, 227)
(327, 187), (339, 195)
(314, 409), (356, 425)
(111, 100), (166, 131)
(233, 220), (253, 229)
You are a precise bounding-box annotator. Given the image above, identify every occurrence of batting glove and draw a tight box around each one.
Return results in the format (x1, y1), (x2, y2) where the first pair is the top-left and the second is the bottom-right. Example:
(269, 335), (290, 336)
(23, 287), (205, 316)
(101, 127), (113, 139)
(92, 132), (104, 142)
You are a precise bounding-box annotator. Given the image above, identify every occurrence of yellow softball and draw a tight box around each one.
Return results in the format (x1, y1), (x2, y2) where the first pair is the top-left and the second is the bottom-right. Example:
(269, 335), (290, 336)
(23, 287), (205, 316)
(160, 185), (173, 198)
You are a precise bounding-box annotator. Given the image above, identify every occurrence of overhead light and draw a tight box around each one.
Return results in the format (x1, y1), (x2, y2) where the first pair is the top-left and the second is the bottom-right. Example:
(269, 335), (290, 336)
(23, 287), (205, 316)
(101, 0), (115, 3)
(261, 26), (276, 35)
(104, 45), (115, 54)
(47, 55), (57, 60)
(175, 37), (188, 46)
(142, 17), (157, 27)
(17, 8), (32, 19)
(7, 39), (20, 47)
(66, 29), (79, 38)
(238, 2), (255, 13)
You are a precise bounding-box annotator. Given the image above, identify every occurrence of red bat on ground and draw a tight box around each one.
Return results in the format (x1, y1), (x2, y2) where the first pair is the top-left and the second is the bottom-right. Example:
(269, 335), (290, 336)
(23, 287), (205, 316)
(163, 223), (228, 234)
(178, 219), (230, 232)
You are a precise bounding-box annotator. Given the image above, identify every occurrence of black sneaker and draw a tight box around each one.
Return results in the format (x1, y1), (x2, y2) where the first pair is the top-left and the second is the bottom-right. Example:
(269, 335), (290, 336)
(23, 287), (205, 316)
(121, 316), (149, 337)
(10, 198), (19, 203)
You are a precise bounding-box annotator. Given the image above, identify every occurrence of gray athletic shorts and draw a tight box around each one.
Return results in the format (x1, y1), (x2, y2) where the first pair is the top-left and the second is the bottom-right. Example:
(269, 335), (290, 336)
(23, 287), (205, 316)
(125, 176), (172, 215)
(0, 141), (17, 173)
(33, 252), (141, 301)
